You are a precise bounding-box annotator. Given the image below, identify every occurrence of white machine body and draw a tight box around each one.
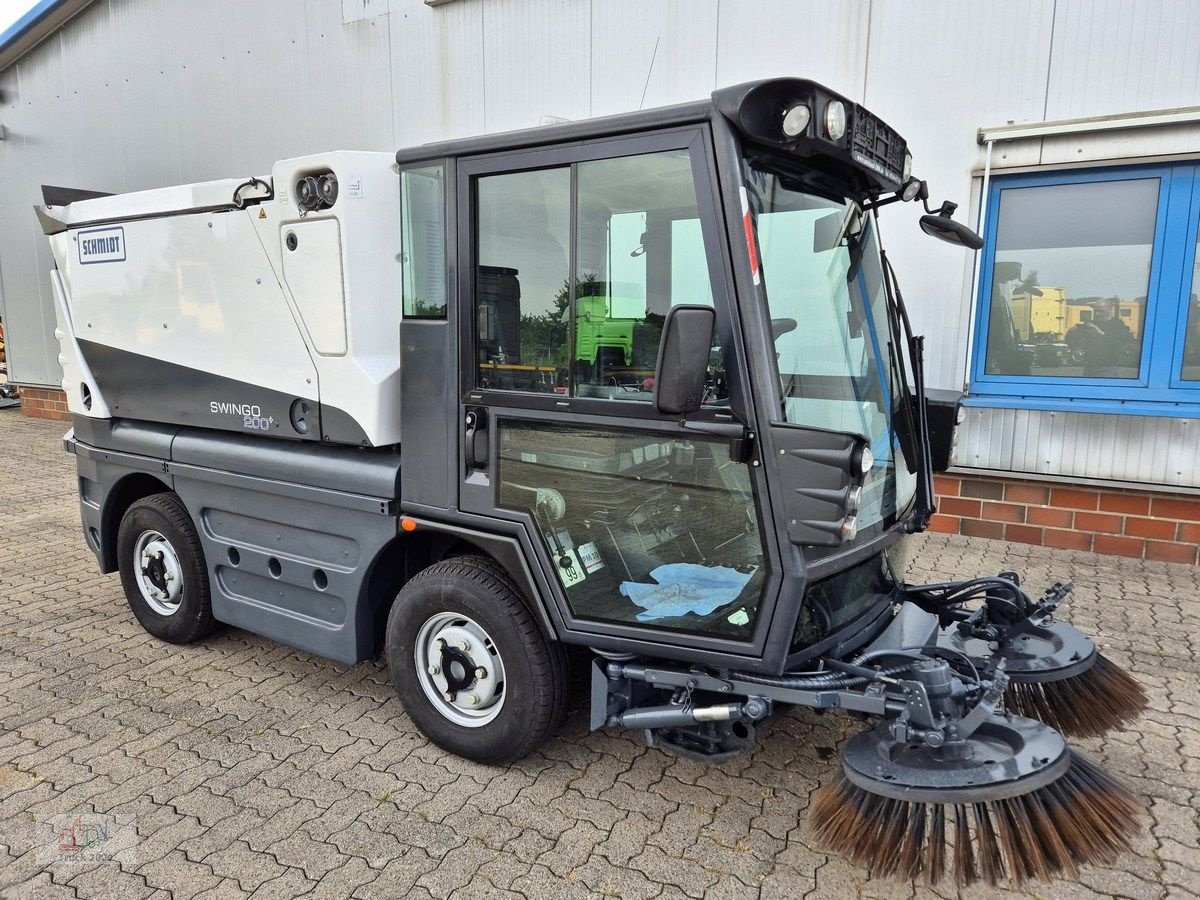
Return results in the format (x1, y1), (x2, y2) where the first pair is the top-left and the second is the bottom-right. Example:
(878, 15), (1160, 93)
(39, 152), (403, 446)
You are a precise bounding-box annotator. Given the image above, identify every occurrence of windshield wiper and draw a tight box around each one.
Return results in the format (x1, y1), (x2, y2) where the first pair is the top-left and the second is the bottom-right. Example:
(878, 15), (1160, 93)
(880, 246), (935, 527)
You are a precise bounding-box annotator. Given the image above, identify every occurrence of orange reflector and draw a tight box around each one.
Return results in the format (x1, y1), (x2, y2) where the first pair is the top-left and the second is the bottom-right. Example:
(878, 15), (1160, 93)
(400, 517), (417, 532)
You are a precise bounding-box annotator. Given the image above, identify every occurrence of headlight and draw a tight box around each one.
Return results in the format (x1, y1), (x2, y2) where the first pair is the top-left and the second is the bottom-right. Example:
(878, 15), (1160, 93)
(859, 444), (874, 475)
(902, 151), (913, 182)
(781, 103), (811, 138)
(824, 100), (847, 141)
(840, 516), (859, 542)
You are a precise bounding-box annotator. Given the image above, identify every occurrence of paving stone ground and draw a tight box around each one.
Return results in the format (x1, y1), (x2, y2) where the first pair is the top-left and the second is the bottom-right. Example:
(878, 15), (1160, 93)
(1, 409), (1197, 899)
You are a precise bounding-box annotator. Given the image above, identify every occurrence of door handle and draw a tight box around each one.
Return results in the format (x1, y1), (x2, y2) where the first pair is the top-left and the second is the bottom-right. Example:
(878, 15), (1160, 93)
(464, 408), (489, 471)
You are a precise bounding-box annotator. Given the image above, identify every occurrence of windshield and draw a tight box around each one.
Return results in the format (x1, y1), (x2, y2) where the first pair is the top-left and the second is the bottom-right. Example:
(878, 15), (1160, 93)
(744, 155), (917, 531)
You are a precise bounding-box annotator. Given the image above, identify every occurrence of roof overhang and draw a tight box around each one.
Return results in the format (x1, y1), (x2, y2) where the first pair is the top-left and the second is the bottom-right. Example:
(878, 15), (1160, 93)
(0, 0), (95, 73)
(978, 106), (1200, 144)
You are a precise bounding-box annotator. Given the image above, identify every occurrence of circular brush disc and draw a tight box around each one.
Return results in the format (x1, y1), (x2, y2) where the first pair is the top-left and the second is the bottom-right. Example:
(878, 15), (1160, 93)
(1005, 652), (1148, 739)
(941, 620), (1148, 738)
(810, 715), (1144, 887)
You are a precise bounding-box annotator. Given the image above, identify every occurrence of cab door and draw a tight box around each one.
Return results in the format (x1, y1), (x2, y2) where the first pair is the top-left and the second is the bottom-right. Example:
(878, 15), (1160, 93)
(454, 128), (781, 665)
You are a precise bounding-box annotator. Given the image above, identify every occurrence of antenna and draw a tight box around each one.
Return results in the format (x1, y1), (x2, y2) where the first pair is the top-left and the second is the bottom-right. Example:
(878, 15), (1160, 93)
(639, 36), (661, 110)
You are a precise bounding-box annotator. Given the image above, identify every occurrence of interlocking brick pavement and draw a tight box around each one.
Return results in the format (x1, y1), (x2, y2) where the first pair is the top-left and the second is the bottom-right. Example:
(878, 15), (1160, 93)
(1, 409), (1197, 899)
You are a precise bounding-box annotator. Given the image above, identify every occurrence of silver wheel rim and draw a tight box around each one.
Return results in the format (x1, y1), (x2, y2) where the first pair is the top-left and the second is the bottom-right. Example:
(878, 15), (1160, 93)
(134, 530), (184, 616)
(414, 612), (506, 728)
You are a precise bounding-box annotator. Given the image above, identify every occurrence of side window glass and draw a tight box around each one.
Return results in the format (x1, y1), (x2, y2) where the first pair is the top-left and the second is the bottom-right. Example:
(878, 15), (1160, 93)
(1181, 219), (1200, 381)
(984, 178), (1157, 379)
(475, 168), (571, 391)
(400, 165), (446, 318)
(574, 151), (718, 401)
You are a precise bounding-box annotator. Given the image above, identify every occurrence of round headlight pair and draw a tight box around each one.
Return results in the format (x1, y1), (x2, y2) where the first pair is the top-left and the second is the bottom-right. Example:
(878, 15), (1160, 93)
(782, 103), (810, 138)
(782, 100), (848, 141)
(824, 100), (847, 141)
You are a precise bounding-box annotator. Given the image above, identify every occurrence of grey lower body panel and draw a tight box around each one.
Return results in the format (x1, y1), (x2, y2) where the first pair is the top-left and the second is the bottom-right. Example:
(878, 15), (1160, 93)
(172, 473), (397, 664)
(69, 417), (402, 665)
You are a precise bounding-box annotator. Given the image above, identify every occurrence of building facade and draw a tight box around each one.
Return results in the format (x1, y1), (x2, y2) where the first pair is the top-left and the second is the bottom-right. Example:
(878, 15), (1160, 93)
(2, 0), (1198, 560)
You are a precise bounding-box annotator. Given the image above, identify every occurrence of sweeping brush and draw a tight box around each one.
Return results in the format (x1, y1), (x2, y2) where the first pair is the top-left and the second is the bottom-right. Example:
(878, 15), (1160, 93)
(936, 616), (1148, 740)
(1004, 653), (1147, 739)
(810, 735), (1144, 887)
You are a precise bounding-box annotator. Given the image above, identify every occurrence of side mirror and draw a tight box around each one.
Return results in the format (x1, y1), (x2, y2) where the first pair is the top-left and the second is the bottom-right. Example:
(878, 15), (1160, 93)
(919, 212), (984, 250)
(653, 305), (715, 416)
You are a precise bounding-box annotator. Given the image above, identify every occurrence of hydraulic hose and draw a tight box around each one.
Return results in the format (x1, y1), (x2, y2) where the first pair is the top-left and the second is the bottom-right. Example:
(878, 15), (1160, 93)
(733, 663), (912, 691)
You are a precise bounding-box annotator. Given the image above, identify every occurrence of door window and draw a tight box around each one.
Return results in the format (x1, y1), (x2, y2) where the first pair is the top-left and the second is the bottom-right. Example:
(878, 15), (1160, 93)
(497, 420), (764, 638)
(473, 148), (721, 401)
(475, 168), (572, 392)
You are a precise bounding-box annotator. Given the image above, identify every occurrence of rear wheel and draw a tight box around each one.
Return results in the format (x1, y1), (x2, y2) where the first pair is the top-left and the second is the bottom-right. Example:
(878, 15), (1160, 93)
(116, 492), (215, 644)
(386, 556), (568, 763)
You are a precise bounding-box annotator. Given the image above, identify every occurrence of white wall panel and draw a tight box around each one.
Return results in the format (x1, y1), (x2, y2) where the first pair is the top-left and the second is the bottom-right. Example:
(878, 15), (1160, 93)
(387, 0), (485, 145)
(1045, 0), (1200, 121)
(589, 0), (719, 117)
(957, 407), (1200, 487)
(862, 0), (1056, 395)
(478, 0), (591, 130)
(715, 0), (868, 98)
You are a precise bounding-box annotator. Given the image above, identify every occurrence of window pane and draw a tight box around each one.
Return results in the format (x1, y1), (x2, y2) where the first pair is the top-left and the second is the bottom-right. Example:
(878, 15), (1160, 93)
(497, 421), (764, 639)
(1182, 224), (1200, 381)
(985, 179), (1157, 379)
(476, 168), (571, 392)
(574, 151), (718, 401)
(400, 165), (446, 318)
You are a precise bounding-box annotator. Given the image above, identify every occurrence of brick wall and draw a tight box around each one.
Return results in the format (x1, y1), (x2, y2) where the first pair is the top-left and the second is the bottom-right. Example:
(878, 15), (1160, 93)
(932, 473), (1200, 564)
(16, 387), (70, 421)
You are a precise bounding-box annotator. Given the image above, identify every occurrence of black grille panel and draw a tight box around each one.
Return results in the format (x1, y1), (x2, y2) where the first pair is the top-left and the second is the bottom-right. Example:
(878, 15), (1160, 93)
(851, 114), (905, 182)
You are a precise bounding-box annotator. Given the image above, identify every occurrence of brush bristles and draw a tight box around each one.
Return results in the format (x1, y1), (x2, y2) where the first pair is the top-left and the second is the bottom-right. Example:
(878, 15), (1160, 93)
(809, 752), (1143, 887)
(1005, 654), (1148, 739)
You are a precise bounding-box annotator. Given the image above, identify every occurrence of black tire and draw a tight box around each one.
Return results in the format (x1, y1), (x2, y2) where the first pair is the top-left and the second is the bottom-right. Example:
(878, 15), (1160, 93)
(116, 492), (216, 644)
(386, 555), (568, 764)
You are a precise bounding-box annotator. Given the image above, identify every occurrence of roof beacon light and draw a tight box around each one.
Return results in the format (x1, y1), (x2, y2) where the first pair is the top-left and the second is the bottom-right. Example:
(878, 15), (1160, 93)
(824, 100), (847, 141)
(782, 103), (811, 138)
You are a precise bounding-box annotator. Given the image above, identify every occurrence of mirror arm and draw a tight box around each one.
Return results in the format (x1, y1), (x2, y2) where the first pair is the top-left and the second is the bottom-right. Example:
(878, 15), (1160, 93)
(922, 197), (958, 217)
(680, 419), (756, 464)
(861, 193), (904, 212)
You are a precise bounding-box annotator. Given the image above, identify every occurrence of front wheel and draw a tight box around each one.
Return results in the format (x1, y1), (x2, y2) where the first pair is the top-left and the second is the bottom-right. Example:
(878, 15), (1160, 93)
(386, 556), (568, 764)
(116, 492), (216, 644)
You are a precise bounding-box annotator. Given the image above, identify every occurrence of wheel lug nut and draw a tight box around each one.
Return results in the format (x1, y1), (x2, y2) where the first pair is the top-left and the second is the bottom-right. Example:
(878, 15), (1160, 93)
(427, 665), (440, 675)
(443, 692), (454, 702)
(474, 667), (486, 679)
(458, 640), (470, 652)
(467, 694), (479, 705)
(435, 638), (446, 650)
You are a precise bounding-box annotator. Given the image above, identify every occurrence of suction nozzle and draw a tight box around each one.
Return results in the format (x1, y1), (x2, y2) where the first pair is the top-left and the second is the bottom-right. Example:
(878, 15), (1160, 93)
(811, 714), (1144, 886)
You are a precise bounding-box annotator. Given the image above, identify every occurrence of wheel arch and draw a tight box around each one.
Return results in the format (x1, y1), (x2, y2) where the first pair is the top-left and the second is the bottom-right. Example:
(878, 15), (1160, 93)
(99, 472), (174, 573)
(363, 523), (558, 658)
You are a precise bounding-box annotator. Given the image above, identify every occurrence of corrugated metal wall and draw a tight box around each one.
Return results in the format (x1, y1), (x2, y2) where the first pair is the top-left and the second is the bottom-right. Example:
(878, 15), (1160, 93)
(2, 0), (1197, 485)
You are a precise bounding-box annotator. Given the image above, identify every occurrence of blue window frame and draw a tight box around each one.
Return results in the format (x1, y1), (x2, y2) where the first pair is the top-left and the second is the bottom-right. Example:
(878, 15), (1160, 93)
(969, 162), (1200, 417)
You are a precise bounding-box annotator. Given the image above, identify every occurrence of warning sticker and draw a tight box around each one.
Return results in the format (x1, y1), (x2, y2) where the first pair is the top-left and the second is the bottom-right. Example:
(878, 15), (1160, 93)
(578, 542), (604, 574)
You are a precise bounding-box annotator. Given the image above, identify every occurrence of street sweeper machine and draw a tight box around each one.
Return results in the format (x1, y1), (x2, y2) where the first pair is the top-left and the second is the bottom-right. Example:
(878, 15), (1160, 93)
(39, 78), (1147, 886)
